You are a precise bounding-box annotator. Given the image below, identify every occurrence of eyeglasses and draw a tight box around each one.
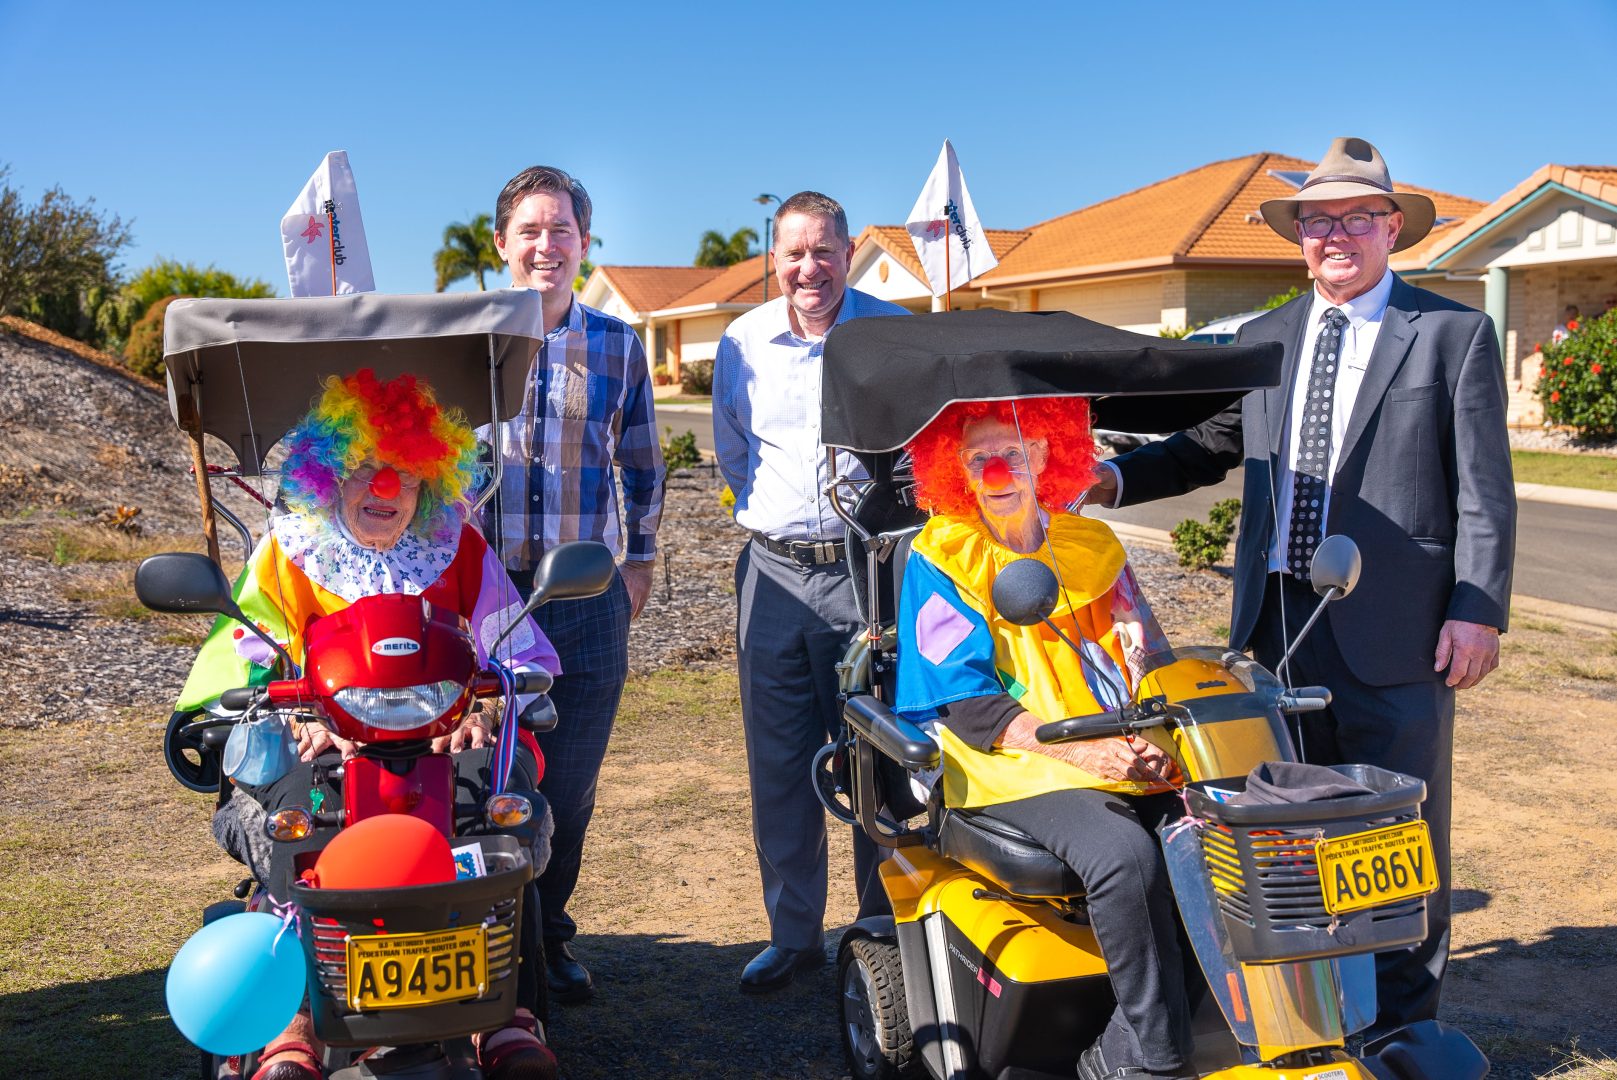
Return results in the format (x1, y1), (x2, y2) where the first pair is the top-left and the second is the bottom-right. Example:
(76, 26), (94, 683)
(959, 446), (1030, 474)
(348, 464), (423, 491)
(1298, 211), (1392, 239)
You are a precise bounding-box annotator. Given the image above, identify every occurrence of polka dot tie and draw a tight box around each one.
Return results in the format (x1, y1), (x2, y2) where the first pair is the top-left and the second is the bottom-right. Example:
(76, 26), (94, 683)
(1288, 307), (1347, 581)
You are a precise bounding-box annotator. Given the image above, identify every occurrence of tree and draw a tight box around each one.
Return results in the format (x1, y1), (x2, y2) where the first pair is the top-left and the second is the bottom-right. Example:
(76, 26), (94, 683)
(433, 214), (503, 292)
(105, 258), (275, 356)
(575, 235), (603, 292)
(693, 227), (759, 268)
(0, 163), (131, 325)
(123, 294), (189, 380)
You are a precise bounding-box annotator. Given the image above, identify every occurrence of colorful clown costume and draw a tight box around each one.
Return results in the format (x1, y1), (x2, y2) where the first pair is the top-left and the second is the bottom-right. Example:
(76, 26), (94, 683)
(894, 510), (1174, 808)
(177, 514), (559, 716)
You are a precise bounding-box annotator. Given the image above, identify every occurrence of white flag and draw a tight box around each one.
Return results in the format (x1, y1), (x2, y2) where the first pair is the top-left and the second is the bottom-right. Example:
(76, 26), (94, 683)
(904, 140), (998, 297)
(280, 151), (375, 297)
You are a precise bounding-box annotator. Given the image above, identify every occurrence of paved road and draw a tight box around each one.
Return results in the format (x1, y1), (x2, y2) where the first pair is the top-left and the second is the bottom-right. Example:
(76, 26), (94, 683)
(652, 402), (1617, 616)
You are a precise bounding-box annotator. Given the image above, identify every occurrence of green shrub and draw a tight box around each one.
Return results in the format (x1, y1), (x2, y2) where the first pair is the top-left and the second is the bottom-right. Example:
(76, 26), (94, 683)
(679, 359), (714, 396)
(661, 427), (701, 470)
(1171, 498), (1241, 571)
(123, 294), (187, 379)
(1537, 309), (1617, 438)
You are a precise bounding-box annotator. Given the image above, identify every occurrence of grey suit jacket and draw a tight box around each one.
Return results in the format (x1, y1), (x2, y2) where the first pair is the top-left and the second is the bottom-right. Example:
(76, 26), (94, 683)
(1113, 276), (1516, 687)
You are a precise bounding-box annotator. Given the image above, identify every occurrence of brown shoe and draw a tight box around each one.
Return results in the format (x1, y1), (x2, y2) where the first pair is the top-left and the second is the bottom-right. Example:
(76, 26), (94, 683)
(474, 1008), (559, 1080)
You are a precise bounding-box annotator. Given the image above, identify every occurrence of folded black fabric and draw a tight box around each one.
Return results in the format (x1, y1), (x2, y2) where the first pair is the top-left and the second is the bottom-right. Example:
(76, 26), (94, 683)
(1228, 761), (1375, 806)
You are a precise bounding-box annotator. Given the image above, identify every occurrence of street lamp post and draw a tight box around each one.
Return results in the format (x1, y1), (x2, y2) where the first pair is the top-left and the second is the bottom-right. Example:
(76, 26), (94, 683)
(756, 193), (780, 303)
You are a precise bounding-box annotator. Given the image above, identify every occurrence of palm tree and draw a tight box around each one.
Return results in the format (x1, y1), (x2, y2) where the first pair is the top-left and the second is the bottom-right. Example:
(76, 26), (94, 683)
(433, 214), (502, 292)
(694, 227), (759, 268)
(574, 236), (603, 292)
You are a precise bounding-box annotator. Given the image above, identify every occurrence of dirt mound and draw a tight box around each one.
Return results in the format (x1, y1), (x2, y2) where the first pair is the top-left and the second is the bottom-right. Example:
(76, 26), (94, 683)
(0, 323), (265, 534)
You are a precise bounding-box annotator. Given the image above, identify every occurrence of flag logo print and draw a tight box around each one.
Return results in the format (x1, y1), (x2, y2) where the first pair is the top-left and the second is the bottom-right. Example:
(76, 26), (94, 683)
(905, 139), (998, 297)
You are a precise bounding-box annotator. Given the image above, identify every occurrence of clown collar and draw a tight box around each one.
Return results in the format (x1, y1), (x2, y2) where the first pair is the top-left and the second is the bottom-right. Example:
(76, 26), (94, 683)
(910, 509), (1126, 617)
(272, 508), (461, 604)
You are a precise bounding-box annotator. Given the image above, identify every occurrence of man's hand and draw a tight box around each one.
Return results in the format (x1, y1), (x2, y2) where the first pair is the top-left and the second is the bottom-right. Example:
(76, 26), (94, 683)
(1435, 619), (1500, 690)
(621, 559), (655, 621)
(1082, 467), (1119, 510)
(298, 721), (357, 762)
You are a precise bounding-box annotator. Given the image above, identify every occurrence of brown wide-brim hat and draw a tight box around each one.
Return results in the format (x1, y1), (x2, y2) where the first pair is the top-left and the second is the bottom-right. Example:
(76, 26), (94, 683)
(1259, 137), (1437, 253)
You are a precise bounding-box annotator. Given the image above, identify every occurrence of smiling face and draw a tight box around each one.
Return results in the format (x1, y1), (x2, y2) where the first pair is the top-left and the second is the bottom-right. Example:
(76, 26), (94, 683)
(1295, 195), (1402, 305)
(340, 461), (422, 550)
(496, 191), (588, 324)
(961, 416), (1049, 549)
(773, 211), (854, 338)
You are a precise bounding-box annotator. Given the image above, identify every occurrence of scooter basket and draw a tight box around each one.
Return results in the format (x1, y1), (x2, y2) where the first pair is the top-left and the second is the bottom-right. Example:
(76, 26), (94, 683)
(1184, 764), (1430, 963)
(288, 834), (532, 1047)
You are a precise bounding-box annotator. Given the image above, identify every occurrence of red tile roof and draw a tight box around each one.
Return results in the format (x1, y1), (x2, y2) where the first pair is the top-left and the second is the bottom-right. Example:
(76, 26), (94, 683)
(1394, 163), (1617, 270)
(855, 224), (1032, 287)
(666, 254), (770, 307)
(593, 265), (721, 314)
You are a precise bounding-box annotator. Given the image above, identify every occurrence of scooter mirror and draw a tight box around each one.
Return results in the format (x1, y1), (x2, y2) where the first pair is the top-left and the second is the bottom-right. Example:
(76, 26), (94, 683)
(992, 558), (1060, 627)
(135, 552), (237, 615)
(1309, 535), (1362, 599)
(529, 540), (618, 608)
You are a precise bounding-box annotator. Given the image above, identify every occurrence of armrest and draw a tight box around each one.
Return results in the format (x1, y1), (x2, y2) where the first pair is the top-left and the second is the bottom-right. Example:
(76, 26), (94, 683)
(844, 695), (939, 771)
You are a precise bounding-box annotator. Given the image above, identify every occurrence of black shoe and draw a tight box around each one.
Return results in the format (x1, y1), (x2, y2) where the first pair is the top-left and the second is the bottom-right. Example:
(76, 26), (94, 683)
(1077, 1041), (1192, 1080)
(545, 941), (594, 1003)
(738, 944), (825, 994)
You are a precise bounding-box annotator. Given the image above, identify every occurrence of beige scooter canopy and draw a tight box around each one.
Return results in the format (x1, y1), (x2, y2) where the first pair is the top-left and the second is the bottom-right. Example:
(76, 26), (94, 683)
(161, 290), (546, 475)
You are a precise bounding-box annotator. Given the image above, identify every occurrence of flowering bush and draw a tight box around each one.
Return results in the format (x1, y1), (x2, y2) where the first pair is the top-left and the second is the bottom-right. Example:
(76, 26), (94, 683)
(1537, 309), (1617, 437)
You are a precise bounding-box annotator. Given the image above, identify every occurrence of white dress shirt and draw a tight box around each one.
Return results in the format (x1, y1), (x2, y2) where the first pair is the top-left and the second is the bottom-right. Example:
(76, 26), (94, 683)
(1267, 269), (1394, 571)
(712, 289), (908, 540)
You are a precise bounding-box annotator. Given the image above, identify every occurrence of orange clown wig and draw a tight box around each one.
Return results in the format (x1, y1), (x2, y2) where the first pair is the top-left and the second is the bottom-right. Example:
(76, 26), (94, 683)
(906, 396), (1097, 518)
(280, 369), (479, 542)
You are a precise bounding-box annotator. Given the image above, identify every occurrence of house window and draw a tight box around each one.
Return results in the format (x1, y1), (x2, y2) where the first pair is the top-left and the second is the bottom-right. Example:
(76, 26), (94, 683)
(654, 327), (668, 365)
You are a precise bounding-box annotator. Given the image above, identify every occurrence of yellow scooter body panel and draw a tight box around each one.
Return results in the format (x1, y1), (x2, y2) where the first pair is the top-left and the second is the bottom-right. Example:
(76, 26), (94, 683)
(1200, 1053), (1373, 1079)
(880, 846), (1106, 983)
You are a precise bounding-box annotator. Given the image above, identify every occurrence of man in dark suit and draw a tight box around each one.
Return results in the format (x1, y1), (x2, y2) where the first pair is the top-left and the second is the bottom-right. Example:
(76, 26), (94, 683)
(1090, 137), (1516, 1034)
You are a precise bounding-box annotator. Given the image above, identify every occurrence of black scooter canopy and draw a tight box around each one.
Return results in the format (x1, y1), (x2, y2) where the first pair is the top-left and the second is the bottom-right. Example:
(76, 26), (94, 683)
(820, 308), (1283, 454)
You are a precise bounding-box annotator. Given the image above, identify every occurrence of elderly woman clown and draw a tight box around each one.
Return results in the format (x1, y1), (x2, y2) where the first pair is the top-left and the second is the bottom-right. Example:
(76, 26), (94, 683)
(893, 396), (1195, 1080)
(178, 369), (560, 1080)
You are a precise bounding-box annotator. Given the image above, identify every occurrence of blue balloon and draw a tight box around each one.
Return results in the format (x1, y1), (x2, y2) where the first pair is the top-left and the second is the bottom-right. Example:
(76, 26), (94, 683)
(166, 911), (307, 1055)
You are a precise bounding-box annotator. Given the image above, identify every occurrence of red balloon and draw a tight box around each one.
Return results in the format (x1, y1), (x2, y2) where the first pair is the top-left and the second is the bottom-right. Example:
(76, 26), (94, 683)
(368, 465), (402, 500)
(980, 456), (1012, 489)
(308, 815), (455, 890)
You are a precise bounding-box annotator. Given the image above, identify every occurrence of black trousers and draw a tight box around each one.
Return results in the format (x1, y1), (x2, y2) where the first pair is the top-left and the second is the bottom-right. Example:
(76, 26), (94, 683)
(989, 787), (1192, 1074)
(1249, 570), (1455, 1033)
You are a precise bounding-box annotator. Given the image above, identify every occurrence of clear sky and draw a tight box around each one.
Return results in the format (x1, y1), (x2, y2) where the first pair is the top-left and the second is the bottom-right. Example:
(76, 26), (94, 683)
(4, 0), (1614, 297)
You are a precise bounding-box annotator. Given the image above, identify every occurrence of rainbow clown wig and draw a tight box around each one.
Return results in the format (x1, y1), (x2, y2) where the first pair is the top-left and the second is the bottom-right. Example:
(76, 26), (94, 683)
(279, 369), (479, 542)
(906, 396), (1098, 518)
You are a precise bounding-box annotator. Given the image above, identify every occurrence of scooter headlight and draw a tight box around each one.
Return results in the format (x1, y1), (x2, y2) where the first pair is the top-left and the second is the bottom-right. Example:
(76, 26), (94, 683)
(332, 681), (463, 730)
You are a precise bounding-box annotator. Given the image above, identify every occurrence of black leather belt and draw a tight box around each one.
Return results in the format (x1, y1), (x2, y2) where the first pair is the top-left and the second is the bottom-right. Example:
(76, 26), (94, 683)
(751, 532), (846, 566)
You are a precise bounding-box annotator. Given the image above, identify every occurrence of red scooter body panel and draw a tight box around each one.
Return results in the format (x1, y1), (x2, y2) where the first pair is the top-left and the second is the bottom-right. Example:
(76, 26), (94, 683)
(342, 752), (456, 836)
(300, 593), (477, 743)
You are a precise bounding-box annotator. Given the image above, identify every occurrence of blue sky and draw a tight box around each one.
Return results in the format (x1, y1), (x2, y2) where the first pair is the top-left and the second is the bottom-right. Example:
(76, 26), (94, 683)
(4, 0), (1614, 297)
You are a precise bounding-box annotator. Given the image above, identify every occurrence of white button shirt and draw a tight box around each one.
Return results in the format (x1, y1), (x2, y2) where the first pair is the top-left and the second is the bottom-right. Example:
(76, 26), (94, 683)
(1267, 269), (1395, 572)
(713, 289), (908, 540)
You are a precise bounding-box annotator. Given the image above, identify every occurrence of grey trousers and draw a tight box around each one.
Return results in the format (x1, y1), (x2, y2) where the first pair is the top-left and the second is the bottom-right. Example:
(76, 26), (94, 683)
(735, 538), (886, 950)
(1251, 570), (1456, 1034)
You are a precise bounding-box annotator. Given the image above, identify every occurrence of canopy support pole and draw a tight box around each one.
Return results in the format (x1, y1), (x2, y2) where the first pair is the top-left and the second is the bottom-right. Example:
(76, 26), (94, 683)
(179, 379), (222, 565)
(471, 332), (505, 515)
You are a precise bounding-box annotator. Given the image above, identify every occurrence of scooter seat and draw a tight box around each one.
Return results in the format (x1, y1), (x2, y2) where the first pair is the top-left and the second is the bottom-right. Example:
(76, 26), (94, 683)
(938, 808), (1084, 900)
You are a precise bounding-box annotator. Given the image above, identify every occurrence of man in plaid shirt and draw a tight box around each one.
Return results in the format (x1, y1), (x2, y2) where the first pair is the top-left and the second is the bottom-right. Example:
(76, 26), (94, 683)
(480, 165), (665, 1005)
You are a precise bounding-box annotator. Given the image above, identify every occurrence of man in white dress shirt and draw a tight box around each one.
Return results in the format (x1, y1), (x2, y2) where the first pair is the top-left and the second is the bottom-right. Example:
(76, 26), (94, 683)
(713, 191), (907, 993)
(1090, 138), (1515, 1040)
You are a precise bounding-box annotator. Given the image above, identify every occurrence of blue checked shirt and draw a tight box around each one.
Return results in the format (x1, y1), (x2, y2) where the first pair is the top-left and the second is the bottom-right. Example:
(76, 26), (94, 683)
(478, 296), (665, 570)
(713, 290), (907, 540)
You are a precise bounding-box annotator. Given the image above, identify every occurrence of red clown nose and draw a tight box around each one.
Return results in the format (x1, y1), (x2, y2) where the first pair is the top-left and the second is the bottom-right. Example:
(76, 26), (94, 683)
(980, 456), (1013, 489)
(368, 466), (402, 499)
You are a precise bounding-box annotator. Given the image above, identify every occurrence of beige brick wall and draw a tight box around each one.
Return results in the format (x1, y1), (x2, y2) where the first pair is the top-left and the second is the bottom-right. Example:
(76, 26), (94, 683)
(1184, 268), (1310, 328)
(1037, 275), (1167, 332)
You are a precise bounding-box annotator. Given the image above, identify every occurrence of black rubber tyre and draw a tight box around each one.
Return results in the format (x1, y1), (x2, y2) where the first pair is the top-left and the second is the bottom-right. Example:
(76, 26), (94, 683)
(165, 708), (223, 793)
(838, 935), (917, 1080)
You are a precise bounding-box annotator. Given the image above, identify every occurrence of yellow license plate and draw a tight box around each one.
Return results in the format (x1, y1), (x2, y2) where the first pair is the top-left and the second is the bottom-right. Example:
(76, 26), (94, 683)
(346, 926), (488, 1010)
(1315, 820), (1438, 915)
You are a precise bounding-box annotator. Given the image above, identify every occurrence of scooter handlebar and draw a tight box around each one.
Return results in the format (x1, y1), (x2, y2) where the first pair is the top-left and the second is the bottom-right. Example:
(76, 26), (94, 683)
(1035, 697), (1180, 744)
(219, 686), (263, 712)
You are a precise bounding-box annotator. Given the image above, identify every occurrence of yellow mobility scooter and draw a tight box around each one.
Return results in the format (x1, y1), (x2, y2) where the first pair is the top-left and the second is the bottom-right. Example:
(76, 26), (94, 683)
(811, 311), (1489, 1080)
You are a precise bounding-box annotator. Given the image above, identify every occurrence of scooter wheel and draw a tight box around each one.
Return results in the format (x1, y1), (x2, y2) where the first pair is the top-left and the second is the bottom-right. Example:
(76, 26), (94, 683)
(165, 709), (223, 793)
(839, 935), (916, 1079)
